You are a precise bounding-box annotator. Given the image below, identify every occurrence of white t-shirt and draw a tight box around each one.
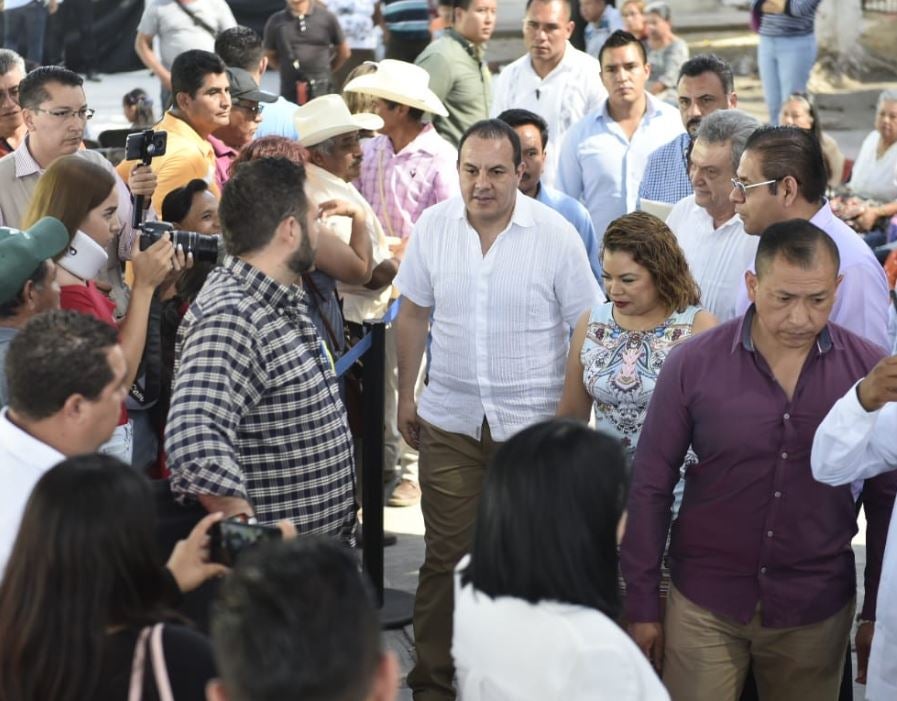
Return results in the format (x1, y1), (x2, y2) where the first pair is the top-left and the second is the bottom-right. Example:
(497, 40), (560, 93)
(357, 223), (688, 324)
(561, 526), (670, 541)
(452, 557), (670, 701)
(137, 0), (237, 69)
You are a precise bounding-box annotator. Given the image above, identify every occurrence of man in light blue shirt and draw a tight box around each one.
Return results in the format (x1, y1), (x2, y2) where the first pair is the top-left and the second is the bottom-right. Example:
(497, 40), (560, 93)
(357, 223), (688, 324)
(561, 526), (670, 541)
(498, 107), (601, 282)
(557, 30), (683, 243)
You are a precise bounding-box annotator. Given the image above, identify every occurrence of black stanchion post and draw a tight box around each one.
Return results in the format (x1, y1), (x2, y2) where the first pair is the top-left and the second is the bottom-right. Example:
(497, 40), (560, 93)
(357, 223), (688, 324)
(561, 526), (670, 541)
(360, 319), (414, 629)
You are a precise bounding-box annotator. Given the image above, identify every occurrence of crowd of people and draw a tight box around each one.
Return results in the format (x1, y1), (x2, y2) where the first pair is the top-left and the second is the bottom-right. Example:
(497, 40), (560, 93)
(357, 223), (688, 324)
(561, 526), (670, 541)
(1, 0), (897, 700)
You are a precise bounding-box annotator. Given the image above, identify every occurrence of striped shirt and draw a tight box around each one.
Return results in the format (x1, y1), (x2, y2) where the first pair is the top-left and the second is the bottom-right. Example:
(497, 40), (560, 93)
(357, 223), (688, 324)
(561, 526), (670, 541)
(356, 124), (459, 241)
(638, 132), (692, 206)
(165, 256), (356, 540)
(395, 191), (603, 441)
(381, 0), (430, 39)
(753, 0), (821, 36)
(665, 195), (758, 322)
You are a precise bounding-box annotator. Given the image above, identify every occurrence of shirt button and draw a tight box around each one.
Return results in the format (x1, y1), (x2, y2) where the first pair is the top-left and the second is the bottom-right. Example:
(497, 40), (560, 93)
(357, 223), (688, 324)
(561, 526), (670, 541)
(783, 413), (790, 420)
(774, 491), (782, 498)
(760, 567), (767, 574)
(781, 452), (788, 459)
(767, 530), (774, 537)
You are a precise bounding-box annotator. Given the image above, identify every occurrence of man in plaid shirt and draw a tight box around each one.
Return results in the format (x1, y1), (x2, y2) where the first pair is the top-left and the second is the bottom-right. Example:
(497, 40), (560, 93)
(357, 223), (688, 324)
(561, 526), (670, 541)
(165, 157), (356, 540)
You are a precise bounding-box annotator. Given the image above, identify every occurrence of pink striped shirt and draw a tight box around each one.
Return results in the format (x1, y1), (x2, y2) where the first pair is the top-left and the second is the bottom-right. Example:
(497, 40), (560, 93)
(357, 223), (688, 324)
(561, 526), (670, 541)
(356, 124), (459, 240)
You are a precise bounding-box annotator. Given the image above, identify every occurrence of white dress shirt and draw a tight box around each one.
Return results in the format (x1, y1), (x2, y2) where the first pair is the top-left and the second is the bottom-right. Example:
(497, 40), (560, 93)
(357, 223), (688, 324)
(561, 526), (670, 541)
(556, 95), (684, 242)
(394, 191), (603, 441)
(811, 387), (897, 701)
(0, 409), (65, 577)
(490, 43), (607, 188)
(452, 557), (670, 701)
(666, 196), (758, 322)
(306, 163), (392, 323)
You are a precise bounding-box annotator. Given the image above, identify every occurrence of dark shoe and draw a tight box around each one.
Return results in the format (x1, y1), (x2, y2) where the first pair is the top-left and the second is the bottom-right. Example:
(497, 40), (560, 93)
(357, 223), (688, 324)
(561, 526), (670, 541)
(387, 479), (421, 507)
(354, 522), (398, 548)
(86, 71), (100, 82)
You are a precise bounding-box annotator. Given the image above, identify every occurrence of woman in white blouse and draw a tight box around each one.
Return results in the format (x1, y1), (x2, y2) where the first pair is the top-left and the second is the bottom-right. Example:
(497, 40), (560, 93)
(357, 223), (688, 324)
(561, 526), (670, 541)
(451, 419), (669, 701)
(831, 89), (897, 244)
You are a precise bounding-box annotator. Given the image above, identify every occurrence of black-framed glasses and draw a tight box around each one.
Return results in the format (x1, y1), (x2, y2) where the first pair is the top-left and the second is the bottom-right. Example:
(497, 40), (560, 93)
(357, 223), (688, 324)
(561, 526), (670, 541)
(0, 85), (20, 103)
(33, 106), (95, 121)
(233, 100), (264, 117)
(730, 177), (778, 198)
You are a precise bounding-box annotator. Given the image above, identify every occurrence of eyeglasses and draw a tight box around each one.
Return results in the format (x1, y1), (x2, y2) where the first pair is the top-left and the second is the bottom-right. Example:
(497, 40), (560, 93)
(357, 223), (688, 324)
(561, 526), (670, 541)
(33, 106), (95, 121)
(730, 177), (778, 198)
(232, 100), (264, 117)
(0, 85), (20, 103)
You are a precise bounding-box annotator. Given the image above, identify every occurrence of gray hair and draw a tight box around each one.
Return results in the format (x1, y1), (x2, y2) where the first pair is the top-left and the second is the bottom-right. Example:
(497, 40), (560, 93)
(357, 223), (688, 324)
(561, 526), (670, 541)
(878, 89), (897, 112)
(645, 1), (671, 21)
(306, 136), (336, 156)
(0, 49), (25, 77)
(695, 109), (761, 173)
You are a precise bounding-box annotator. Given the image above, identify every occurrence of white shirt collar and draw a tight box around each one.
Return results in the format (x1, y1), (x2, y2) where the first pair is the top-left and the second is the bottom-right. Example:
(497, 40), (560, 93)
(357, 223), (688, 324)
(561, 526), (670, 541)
(0, 408), (65, 472)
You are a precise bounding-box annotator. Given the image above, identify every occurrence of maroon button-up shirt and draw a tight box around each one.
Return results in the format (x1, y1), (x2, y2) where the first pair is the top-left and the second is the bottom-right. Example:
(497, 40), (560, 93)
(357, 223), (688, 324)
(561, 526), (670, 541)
(621, 307), (893, 627)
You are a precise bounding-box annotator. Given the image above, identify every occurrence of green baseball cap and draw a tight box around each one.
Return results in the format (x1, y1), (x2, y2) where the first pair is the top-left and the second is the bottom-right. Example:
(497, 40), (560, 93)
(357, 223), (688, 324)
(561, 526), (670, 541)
(0, 217), (69, 305)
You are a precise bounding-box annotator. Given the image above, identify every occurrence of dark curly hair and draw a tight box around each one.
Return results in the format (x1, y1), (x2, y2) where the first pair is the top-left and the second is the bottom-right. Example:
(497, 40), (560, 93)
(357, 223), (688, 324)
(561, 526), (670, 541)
(602, 211), (701, 313)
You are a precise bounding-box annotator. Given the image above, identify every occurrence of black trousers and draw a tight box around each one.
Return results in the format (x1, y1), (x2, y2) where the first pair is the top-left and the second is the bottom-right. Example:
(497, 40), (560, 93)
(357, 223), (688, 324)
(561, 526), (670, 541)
(43, 0), (96, 71)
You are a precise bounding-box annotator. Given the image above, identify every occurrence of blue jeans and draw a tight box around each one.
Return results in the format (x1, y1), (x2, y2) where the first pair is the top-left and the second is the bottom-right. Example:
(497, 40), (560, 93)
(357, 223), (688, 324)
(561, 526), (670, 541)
(757, 33), (817, 124)
(3, 1), (48, 65)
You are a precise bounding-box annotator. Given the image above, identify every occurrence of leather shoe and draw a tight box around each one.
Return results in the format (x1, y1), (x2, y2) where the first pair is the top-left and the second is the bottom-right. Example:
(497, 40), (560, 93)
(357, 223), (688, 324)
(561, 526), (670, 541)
(388, 479), (421, 507)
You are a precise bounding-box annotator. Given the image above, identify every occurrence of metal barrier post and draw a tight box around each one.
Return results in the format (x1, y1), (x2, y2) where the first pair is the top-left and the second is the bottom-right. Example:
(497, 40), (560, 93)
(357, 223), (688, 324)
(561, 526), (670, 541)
(361, 318), (414, 629)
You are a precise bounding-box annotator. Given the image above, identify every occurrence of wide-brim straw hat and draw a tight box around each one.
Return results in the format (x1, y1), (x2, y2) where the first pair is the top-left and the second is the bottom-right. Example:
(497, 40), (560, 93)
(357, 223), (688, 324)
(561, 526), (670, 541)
(343, 59), (449, 118)
(295, 94), (384, 147)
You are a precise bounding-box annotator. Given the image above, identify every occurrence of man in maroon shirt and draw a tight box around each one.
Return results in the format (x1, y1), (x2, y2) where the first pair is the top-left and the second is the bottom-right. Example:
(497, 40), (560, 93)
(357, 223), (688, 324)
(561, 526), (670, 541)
(620, 220), (896, 700)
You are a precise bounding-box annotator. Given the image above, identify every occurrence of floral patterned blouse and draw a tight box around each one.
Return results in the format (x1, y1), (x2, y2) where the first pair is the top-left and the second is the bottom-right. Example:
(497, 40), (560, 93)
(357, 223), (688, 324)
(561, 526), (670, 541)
(581, 302), (702, 462)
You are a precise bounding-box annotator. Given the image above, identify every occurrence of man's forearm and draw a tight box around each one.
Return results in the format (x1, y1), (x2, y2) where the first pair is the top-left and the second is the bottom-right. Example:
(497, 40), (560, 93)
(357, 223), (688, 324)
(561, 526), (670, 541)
(396, 306), (430, 400)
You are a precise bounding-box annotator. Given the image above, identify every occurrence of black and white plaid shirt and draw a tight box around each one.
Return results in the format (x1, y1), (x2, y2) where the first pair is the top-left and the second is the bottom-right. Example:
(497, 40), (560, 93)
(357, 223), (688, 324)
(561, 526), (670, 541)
(165, 256), (355, 541)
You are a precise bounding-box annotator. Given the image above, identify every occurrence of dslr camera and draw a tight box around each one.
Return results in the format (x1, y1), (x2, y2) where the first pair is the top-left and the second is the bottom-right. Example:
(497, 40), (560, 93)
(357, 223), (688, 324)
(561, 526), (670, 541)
(138, 221), (220, 264)
(125, 129), (167, 165)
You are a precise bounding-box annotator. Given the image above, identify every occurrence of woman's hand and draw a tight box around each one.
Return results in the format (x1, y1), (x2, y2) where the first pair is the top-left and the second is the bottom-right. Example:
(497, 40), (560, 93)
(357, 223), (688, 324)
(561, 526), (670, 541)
(166, 512), (229, 593)
(132, 233), (176, 291)
(160, 243), (194, 290)
(855, 206), (881, 233)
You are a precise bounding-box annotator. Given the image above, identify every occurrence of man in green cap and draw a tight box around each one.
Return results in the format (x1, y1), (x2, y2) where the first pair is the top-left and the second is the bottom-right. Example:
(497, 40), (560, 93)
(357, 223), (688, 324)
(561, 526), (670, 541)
(0, 216), (69, 408)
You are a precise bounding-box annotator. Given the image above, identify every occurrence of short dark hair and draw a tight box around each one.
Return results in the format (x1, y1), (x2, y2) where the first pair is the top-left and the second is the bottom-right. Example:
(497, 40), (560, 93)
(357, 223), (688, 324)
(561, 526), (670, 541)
(0, 454), (171, 701)
(677, 53), (734, 94)
(18, 65), (83, 110)
(214, 26), (265, 73)
(220, 157), (309, 256)
(6, 310), (118, 420)
(744, 126), (827, 204)
(463, 419), (628, 619)
(598, 29), (647, 66)
(211, 538), (382, 701)
(381, 98), (424, 123)
(458, 118), (522, 168)
(524, 0), (572, 15)
(755, 219), (840, 278)
(161, 178), (211, 224)
(0, 261), (51, 319)
(496, 108), (549, 150)
(171, 49), (227, 100)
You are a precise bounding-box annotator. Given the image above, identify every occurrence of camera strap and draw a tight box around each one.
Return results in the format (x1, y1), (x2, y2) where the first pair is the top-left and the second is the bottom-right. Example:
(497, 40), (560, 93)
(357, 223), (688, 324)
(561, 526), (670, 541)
(174, 0), (219, 40)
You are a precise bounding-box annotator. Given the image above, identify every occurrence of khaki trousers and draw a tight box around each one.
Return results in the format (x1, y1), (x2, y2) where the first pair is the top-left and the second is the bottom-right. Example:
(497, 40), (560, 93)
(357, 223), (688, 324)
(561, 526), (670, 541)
(663, 584), (854, 701)
(407, 418), (501, 701)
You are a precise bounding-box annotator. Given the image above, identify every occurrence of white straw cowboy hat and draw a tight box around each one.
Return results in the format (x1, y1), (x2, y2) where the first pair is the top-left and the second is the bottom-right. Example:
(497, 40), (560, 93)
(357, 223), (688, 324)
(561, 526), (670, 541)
(343, 59), (449, 118)
(295, 94), (384, 147)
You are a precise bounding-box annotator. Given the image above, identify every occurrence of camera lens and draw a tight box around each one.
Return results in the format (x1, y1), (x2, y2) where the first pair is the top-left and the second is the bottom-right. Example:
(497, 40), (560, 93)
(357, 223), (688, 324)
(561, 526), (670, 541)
(172, 230), (219, 264)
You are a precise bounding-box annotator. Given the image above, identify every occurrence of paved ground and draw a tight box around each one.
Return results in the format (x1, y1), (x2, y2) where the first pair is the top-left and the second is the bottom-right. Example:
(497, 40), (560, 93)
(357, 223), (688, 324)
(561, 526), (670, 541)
(77, 21), (891, 697)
